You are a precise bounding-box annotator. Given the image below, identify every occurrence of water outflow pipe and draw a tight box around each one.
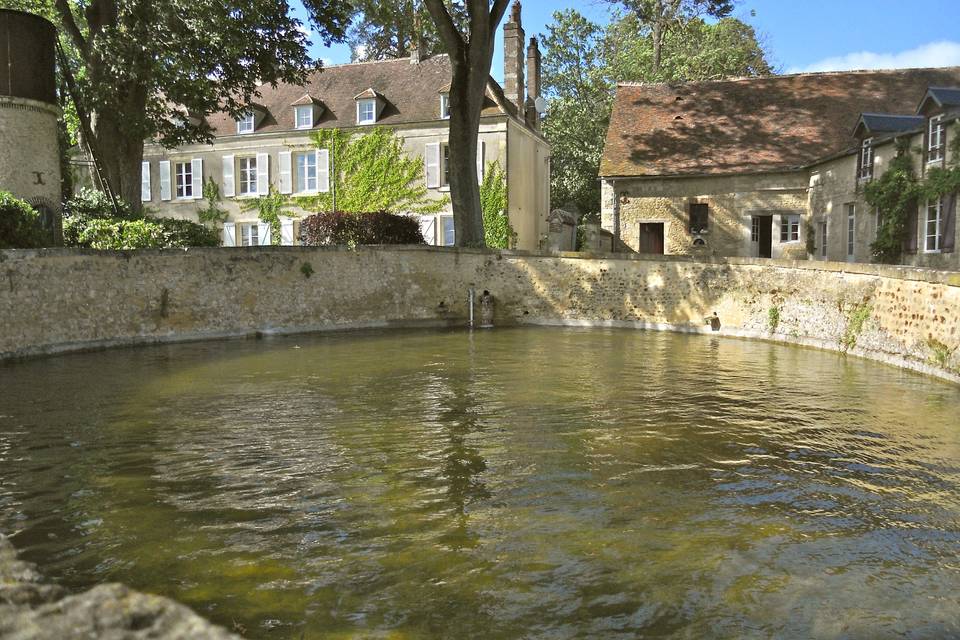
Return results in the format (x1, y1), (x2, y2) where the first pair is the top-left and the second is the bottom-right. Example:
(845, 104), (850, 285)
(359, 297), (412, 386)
(468, 288), (476, 328)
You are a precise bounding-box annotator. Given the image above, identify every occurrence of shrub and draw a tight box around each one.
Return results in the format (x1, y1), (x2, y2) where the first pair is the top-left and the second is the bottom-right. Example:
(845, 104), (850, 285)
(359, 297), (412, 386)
(62, 188), (133, 221)
(64, 215), (218, 250)
(300, 211), (425, 247)
(0, 191), (48, 249)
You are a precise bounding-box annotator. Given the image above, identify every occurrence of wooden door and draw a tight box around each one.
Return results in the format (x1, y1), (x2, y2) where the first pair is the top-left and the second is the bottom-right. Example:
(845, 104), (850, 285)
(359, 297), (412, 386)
(638, 223), (665, 255)
(757, 216), (773, 258)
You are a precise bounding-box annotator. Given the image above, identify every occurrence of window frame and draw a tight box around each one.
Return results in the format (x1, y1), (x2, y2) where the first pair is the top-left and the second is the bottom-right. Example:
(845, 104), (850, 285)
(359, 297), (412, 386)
(927, 115), (945, 165)
(357, 99), (377, 125)
(295, 151), (318, 194)
(846, 204), (856, 259)
(441, 143), (451, 188)
(440, 94), (451, 119)
(294, 105), (314, 130)
(858, 138), (874, 182)
(237, 156), (258, 196)
(236, 112), (255, 135)
(925, 197), (943, 253)
(689, 203), (709, 234)
(779, 214), (800, 243)
(819, 220), (828, 258)
(440, 215), (456, 246)
(240, 223), (259, 247)
(174, 160), (193, 199)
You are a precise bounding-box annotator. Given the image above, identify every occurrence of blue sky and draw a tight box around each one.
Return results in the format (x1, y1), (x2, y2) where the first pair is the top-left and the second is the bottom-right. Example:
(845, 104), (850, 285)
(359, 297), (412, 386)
(294, 0), (960, 80)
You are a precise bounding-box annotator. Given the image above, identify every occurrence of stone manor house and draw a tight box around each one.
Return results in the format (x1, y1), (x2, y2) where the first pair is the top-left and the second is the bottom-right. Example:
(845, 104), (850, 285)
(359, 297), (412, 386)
(137, 3), (550, 250)
(600, 66), (960, 269)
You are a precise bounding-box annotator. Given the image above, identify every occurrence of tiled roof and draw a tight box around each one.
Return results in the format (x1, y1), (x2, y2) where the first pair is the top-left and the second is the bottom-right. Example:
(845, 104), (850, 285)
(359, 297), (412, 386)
(600, 66), (960, 178)
(206, 55), (511, 137)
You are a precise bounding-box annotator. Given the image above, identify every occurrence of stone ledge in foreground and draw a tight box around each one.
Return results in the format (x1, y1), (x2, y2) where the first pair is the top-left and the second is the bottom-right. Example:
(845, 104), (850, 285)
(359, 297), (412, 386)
(0, 535), (240, 640)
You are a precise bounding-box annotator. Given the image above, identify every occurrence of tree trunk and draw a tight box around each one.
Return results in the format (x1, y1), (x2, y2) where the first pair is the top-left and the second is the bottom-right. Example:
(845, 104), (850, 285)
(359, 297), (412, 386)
(446, 58), (486, 247)
(652, 0), (664, 75)
(91, 112), (145, 216)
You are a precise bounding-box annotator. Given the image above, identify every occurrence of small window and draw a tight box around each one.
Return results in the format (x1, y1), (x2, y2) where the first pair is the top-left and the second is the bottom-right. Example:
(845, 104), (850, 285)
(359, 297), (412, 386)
(294, 105), (313, 130)
(858, 138), (874, 182)
(441, 143), (451, 188)
(357, 99), (376, 124)
(441, 216), (455, 246)
(751, 216), (759, 242)
(240, 223), (259, 247)
(238, 156), (258, 196)
(175, 161), (193, 199)
(928, 115), (945, 165)
(296, 151), (317, 193)
(237, 112), (255, 134)
(440, 94), (450, 119)
(846, 204), (856, 258)
(925, 198), (943, 252)
(780, 214), (800, 243)
(819, 221), (828, 258)
(689, 203), (709, 233)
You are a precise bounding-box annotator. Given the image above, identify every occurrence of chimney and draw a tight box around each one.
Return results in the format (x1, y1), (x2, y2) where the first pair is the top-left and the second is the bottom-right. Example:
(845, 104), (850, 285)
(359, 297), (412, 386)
(503, 0), (525, 113)
(525, 36), (541, 129)
(410, 9), (424, 64)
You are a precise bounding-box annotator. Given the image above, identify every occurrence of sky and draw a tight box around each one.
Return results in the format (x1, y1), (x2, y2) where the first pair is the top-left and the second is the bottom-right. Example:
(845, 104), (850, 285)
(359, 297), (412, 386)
(293, 0), (960, 81)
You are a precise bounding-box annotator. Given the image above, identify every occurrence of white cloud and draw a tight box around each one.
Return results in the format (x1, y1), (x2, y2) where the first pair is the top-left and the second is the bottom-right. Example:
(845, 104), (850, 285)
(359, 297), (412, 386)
(788, 41), (960, 74)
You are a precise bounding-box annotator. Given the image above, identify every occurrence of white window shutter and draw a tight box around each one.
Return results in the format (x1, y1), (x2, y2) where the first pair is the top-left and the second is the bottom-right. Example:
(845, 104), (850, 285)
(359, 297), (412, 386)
(280, 217), (295, 245)
(191, 158), (203, 199)
(256, 153), (269, 195)
(477, 140), (485, 184)
(419, 216), (437, 245)
(141, 161), (151, 202)
(425, 143), (440, 189)
(159, 160), (172, 201)
(278, 151), (293, 194)
(222, 155), (235, 197)
(257, 221), (272, 246)
(317, 149), (330, 194)
(222, 222), (236, 247)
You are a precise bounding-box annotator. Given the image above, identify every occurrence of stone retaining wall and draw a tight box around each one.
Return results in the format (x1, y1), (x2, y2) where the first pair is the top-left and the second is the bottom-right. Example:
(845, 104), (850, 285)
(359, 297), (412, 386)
(1, 246), (958, 383)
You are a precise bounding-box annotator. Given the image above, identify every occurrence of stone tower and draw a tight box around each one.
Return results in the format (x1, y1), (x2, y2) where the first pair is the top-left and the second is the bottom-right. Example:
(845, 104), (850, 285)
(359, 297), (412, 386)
(0, 9), (62, 239)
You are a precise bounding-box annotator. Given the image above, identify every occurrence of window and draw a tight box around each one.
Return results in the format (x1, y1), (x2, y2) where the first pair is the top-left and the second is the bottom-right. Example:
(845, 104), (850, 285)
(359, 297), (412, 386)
(441, 216), (456, 246)
(858, 138), (874, 182)
(780, 214), (800, 243)
(819, 221), (828, 258)
(240, 223), (259, 247)
(846, 204), (856, 259)
(928, 115), (945, 165)
(296, 152), (317, 193)
(751, 216), (759, 242)
(440, 94), (450, 119)
(175, 161), (193, 199)
(238, 156), (258, 196)
(925, 198), (943, 252)
(357, 99), (376, 124)
(689, 203), (709, 233)
(237, 112), (255, 134)
(441, 143), (451, 188)
(294, 105), (313, 130)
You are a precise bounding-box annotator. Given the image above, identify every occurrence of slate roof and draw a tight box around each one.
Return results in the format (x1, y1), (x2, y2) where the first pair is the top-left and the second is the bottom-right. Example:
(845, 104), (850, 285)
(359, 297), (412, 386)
(917, 87), (960, 113)
(854, 113), (925, 137)
(206, 54), (513, 137)
(600, 66), (960, 178)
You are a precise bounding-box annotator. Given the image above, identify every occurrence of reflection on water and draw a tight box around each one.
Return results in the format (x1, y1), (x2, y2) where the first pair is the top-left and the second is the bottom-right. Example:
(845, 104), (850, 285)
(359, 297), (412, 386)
(1, 327), (959, 639)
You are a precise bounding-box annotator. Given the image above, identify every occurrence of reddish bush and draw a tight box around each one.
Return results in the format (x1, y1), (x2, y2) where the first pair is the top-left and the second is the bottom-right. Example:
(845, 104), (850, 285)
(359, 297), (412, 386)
(299, 211), (425, 246)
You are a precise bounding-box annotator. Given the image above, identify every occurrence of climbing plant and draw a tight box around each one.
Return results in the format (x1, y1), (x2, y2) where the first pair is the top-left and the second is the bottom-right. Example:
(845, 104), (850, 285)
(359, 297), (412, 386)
(865, 139), (919, 264)
(240, 187), (296, 241)
(196, 178), (228, 225)
(479, 161), (514, 249)
(294, 127), (447, 215)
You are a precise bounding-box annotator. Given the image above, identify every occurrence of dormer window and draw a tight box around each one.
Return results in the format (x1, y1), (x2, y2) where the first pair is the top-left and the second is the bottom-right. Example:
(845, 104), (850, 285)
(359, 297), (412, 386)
(440, 94), (451, 119)
(237, 112), (255, 134)
(927, 115), (945, 165)
(357, 99), (377, 125)
(295, 105), (314, 130)
(858, 138), (874, 182)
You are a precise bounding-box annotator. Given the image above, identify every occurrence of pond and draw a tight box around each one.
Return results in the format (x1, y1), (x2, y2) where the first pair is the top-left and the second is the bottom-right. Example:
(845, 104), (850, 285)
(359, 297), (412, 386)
(1, 327), (959, 639)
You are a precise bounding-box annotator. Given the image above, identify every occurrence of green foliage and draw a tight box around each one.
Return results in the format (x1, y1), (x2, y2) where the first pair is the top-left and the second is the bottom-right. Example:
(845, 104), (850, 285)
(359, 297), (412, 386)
(840, 301), (871, 352)
(541, 8), (772, 216)
(804, 220), (816, 255)
(345, 0), (467, 61)
(865, 143), (919, 264)
(299, 211), (424, 247)
(197, 178), (228, 225)
(767, 306), (780, 332)
(64, 216), (218, 250)
(479, 161), (514, 249)
(926, 338), (956, 370)
(300, 262), (315, 279)
(62, 188), (133, 221)
(241, 187), (294, 241)
(0, 192), (48, 249)
(294, 127), (446, 215)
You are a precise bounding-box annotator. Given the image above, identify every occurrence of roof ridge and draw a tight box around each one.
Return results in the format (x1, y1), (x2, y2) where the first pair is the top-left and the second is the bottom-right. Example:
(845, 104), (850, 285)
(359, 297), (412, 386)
(320, 53), (449, 70)
(616, 65), (960, 89)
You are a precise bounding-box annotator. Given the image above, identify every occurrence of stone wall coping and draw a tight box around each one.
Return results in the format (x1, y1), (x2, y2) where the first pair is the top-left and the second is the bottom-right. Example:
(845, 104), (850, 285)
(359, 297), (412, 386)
(3, 245), (958, 286)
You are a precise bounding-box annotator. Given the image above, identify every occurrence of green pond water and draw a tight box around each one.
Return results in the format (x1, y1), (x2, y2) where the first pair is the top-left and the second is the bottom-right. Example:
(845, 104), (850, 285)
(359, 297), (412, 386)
(1, 327), (959, 639)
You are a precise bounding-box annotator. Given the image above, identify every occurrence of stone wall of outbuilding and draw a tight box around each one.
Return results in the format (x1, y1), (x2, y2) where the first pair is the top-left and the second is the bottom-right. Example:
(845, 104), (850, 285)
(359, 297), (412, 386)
(1, 246), (958, 383)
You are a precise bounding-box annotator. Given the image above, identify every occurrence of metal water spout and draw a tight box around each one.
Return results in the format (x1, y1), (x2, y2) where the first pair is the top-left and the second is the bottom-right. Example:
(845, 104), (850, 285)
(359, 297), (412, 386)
(468, 288), (476, 327)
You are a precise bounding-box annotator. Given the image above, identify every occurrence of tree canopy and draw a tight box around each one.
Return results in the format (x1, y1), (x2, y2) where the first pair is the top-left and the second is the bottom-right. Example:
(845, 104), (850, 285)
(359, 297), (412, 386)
(346, 0), (467, 61)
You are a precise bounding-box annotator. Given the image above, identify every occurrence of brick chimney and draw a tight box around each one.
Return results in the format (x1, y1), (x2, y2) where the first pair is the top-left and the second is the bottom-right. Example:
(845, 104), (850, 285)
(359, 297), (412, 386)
(503, 0), (525, 113)
(525, 36), (541, 129)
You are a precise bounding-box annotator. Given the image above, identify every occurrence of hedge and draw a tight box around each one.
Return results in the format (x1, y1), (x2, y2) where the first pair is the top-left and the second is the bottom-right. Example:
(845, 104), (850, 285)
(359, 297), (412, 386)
(0, 191), (48, 249)
(299, 211), (425, 246)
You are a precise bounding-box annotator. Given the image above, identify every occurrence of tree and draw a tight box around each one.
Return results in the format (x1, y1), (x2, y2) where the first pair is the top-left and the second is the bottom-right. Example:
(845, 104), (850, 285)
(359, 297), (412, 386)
(613, 0), (735, 76)
(346, 0), (468, 61)
(422, 0), (510, 248)
(42, 0), (350, 214)
(541, 9), (771, 216)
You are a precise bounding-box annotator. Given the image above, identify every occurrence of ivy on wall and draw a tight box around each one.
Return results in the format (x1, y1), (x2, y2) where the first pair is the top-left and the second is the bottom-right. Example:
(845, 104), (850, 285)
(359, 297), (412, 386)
(293, 127), (447, 215)
(479, 160), (515, 249)
(241, 187), (294, 240)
